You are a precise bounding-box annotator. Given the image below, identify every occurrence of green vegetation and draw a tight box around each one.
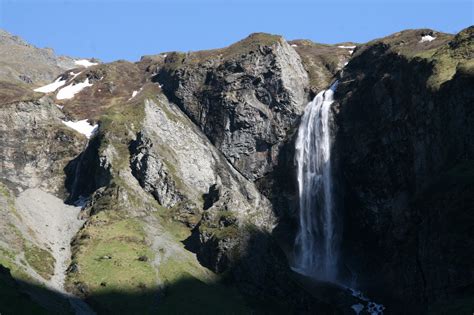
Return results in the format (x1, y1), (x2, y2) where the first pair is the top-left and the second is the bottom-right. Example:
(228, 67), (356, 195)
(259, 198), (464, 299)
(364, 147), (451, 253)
(162, 33), (282, 70)
(0, 182), (55, 282)
(222, 32), (281, 59)
(423, 48), (459, 90)
(0, 247), (32, 284)
(155, 221), (250, 315)
(157, 275), (251, 315)
(199, 210), (240, 240)
(153, 206), (195, 241)
(67, 210), (158, 311)
(0, 182), (21, 221)
(24, 245), (55, 280)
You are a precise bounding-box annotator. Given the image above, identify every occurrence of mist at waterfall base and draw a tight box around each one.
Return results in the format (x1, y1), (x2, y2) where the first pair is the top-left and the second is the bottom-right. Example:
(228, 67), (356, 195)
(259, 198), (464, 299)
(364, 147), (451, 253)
(293, 81), (339, 282)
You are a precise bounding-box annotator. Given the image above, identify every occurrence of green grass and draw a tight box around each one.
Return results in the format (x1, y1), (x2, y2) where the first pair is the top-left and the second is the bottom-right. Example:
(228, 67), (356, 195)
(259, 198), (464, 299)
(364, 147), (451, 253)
(24, 245), (55, 280)
(162, 33), (282, 70)
(155, 241), (250, 315)
(153, 206), (195, 241)
(0, 247), (32, 284)
(67, 211), (158, 311)
(157, 275), (251, 315)
(1, 182), (56, 281)
(0, 182), (22, 221)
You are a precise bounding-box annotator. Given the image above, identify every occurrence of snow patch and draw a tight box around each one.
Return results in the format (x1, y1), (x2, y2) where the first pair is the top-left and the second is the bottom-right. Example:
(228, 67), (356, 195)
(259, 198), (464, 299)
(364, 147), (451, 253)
(61, 119), (98, 138)
(34, 77), (66, 93)
(338, 45), (356, 49)
(420, 35), (436, 43)
(56, 78), (93, 100)
(349, 50), (354, 55)
(74, 59), (98, 68)
(291, 44), (298, 47)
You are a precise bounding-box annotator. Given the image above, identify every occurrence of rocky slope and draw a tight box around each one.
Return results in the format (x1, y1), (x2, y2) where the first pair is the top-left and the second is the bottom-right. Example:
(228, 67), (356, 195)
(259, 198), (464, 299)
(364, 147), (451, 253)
(0, 26), (472, 314)
(0, 29), (78, 85)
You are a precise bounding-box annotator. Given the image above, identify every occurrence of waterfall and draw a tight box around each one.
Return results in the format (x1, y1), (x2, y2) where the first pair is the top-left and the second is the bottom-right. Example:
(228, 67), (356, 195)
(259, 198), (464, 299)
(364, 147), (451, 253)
(293, 81), (339, 280)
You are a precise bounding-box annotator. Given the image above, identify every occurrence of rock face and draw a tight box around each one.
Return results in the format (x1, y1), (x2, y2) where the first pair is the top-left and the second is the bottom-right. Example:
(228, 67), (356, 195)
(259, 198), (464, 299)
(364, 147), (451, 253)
(1, 27), (472, 315)
(129, 96), (276, 273)
(289, 39), (352, 93)
(0, 95), (85, 194)
(132, 97), (275, 225)
(333, 27), (474, 312)
(156, 33), (311, 181)
(130, 131), (183, 208)
(0, 29), (75, 85)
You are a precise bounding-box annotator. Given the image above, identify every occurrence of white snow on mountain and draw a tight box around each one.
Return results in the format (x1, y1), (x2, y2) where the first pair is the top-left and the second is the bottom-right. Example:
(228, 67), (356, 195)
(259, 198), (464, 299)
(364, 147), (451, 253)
(74, 59), (98, 68)
(420, 35), (436, 43)
(34, 77), (66, 93)
(61, 119), (98, 138)
(338, 45), (356, 49)
(56, 78), (93, 100)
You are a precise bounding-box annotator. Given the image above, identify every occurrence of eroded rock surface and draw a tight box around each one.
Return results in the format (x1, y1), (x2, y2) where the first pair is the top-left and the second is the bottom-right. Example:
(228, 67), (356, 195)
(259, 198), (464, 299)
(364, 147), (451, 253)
(156, 33), (311, 181)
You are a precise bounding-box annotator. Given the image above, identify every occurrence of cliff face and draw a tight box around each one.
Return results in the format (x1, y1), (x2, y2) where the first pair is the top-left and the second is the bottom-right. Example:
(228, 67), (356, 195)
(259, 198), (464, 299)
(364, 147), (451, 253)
(155, 33), (311, 181)
(0, 95), (85, 194)
(333, 27), (474, 311)
(0, 27), (472, 314)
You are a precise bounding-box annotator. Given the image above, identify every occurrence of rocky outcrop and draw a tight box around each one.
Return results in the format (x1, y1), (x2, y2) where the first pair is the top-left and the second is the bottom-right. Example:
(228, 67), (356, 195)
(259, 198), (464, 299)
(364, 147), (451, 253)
(289, 39), (352, 93)
(130, 132), (183, 208)
(0, 29), (75, 85)
(332, 27), (474, 312)
(0, 92), (90, 314)
(127, 95), (276, 277)
(156, 33), (311, 181)
(0, 95), (85, 195)
(64, 132), (112, 205)
(2, 27), (471, 314)
(134, 96), (275, 227)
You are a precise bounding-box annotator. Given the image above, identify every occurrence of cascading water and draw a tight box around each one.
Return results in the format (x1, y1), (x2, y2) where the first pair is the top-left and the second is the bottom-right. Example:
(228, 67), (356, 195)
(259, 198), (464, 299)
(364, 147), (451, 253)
(293, 81), (339, 280)
(293, 81), (385, 313)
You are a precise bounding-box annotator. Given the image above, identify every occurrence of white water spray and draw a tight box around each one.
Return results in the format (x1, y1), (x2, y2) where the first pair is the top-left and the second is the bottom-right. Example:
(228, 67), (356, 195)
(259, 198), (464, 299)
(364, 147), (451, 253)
(293, 81), (338, 280)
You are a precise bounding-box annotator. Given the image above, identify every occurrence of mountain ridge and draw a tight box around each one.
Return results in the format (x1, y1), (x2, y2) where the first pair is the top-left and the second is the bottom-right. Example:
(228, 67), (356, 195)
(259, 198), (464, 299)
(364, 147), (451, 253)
(0, 26), (472, 314)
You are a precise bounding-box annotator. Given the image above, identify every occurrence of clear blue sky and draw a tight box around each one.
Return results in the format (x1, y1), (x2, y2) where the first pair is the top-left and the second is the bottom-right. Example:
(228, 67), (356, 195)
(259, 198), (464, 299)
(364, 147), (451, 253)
(0, 0), (472, 62)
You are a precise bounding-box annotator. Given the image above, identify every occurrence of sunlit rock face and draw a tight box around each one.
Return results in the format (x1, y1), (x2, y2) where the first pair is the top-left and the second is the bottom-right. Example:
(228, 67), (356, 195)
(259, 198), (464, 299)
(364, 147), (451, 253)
(155, 33), (311, 181)
(0, 26), (472, 314)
